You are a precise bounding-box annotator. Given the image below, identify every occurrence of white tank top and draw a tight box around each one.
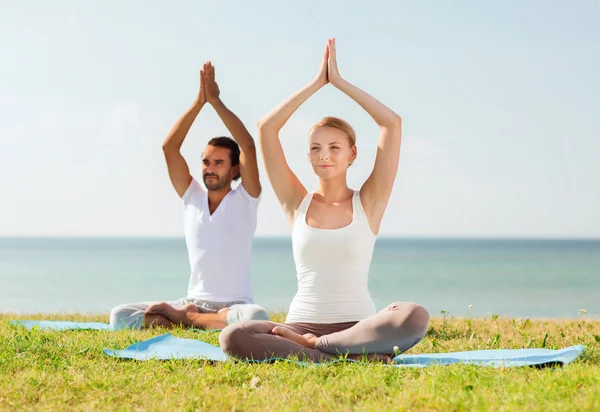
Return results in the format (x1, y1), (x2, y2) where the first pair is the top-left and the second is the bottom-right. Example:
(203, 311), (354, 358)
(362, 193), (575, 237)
(286, 190), (377, 324)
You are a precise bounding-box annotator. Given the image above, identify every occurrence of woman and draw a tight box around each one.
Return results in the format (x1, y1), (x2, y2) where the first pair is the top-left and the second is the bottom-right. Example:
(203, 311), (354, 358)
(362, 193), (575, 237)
(219, 39), (429, 362)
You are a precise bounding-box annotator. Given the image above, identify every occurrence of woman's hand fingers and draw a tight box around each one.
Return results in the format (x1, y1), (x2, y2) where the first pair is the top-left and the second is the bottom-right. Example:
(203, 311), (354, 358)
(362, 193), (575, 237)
(314, 41), (330, 87)
(327, 38), (342, 85)
(271, 326), (311, 347)
(328, 38), (337, 68)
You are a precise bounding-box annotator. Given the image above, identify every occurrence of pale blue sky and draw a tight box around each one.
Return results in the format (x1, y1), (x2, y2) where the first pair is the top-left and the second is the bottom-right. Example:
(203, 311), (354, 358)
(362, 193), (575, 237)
(1, 1), (599, 238)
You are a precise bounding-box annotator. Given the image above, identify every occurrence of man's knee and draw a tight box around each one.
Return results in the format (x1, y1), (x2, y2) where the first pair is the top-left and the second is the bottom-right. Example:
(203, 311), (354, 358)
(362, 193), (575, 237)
(109, 304), (143, 330)
(226, 304), (269, 325)
(243, 304), (270, 321)
(109, 305), (126, 330)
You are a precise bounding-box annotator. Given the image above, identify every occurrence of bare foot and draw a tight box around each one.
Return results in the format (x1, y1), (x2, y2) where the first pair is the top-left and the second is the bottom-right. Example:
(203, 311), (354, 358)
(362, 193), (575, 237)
(217, 307), (230, 324)
(145, 302), (170, 316)
(146, 303), (199, 326)
(182, 303), (200, 314)
(167, 303), (200, 326)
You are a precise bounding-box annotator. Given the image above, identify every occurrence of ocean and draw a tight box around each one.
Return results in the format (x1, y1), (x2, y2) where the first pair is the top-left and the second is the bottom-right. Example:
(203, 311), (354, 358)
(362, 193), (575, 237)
(1, 237), (599, 319)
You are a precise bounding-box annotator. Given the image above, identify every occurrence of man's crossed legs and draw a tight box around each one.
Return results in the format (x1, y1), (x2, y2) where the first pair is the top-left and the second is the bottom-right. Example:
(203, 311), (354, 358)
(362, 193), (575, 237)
(110, 298), (269, 330)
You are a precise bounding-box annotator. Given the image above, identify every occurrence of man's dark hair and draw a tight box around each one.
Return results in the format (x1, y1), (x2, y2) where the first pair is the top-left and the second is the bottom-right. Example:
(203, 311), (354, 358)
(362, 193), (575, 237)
(207, 136), (241, 181)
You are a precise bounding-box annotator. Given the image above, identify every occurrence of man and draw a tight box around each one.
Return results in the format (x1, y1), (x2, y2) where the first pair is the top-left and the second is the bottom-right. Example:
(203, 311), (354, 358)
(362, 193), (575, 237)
(110, 61), (268, 330)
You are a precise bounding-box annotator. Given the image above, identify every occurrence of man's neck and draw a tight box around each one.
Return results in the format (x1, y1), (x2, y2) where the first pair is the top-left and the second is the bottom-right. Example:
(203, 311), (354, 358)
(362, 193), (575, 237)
(207, 187), (232, 215)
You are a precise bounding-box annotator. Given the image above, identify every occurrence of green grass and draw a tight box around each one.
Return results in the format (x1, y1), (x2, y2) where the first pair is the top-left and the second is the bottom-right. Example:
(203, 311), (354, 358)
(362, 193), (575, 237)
(1, 313), (599, 411)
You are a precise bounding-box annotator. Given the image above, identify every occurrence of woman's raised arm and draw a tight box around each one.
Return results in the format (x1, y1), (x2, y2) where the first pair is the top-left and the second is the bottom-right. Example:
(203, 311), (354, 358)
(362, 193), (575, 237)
(257, 45), (329, 224)
(328, 38), (403, 234)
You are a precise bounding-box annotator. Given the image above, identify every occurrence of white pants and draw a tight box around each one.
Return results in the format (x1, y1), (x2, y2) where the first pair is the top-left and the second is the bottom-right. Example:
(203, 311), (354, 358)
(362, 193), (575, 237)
(110, 297), (269, 330)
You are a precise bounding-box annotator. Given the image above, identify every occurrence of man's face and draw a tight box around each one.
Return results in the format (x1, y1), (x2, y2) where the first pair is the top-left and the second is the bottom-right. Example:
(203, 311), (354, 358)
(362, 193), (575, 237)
(202, 145), (235, 191)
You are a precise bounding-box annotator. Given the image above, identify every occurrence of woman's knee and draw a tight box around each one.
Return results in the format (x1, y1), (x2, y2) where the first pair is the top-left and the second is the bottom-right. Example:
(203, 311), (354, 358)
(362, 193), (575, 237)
(408, 304), (430, 336)
(219, 321), (258, 357)
(388, 302), (430, 335)
(219, 324), (240, 355)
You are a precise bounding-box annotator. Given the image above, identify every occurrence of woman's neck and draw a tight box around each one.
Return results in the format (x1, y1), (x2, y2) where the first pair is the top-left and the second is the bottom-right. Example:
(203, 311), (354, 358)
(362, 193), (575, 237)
(315, 175), (353, 203)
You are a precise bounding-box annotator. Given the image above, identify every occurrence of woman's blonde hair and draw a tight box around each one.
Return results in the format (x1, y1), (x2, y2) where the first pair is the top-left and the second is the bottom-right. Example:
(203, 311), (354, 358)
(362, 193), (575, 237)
(309, 116), (356, 146)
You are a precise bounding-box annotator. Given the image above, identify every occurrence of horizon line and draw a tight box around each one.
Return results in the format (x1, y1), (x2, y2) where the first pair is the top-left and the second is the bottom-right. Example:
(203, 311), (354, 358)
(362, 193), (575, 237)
(1, 235), (599, 241)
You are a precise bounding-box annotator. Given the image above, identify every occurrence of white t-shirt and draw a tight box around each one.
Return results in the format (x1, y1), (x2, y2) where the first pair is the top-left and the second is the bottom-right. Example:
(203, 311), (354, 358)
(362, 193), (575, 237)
(181, 178), (260, 303)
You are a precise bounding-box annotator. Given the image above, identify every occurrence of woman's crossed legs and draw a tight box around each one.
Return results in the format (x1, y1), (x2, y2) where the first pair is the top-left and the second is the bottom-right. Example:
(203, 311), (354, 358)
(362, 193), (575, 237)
(219, 302), (429, 362)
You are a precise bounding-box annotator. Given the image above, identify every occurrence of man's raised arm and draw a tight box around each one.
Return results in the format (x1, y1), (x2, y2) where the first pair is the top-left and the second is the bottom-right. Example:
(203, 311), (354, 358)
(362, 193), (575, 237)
(203, 62), (261, 198)
(162, 70), (207, 198)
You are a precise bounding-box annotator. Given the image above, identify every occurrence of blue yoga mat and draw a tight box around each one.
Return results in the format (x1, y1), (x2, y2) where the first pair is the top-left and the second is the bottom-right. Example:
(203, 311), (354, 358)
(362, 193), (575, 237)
(103, 333), (586, 367)
(9, 320), (218, 333)
(104, 333), (227, 361)
(394, 345), (586, 368)
(10, 320), (113, 331)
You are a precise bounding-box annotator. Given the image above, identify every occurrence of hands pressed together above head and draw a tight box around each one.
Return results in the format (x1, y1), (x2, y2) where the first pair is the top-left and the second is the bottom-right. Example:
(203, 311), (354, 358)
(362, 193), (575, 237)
(197, 61), (221, 106)
(315, 38), (343, 89)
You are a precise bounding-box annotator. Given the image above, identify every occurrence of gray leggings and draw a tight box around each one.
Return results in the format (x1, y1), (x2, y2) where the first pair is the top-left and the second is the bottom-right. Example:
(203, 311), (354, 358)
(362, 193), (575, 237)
(219, 302), (429, 362)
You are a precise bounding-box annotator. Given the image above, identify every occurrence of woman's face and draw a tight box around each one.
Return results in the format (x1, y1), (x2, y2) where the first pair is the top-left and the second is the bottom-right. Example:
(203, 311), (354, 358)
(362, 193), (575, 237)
(308, 126), (357, 179)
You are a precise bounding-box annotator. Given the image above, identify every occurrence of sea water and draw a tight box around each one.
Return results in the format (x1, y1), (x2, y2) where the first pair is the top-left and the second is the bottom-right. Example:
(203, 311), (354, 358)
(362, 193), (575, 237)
(1, 237), (599, 318)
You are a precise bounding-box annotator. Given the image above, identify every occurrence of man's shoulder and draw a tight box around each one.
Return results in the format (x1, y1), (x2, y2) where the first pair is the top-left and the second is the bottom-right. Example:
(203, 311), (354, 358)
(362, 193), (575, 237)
(231, 183), (261, 206)
(182, 178), (206, 204)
